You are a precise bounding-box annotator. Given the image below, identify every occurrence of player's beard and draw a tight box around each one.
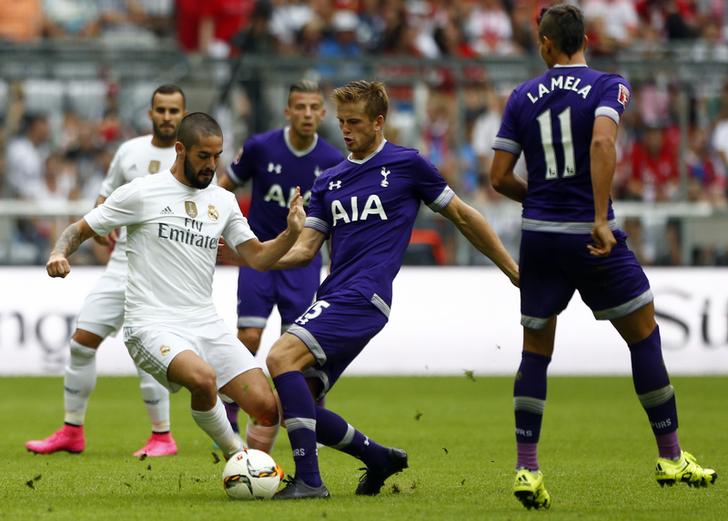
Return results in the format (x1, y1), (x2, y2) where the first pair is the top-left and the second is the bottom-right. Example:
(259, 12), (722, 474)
(184, 156), (214, 189)
(152, 120), (176, 145)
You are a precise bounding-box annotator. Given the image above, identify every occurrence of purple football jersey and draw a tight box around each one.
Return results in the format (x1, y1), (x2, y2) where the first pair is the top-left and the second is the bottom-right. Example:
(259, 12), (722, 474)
(305, 141), (454, 312)
(227, 128), (344, 241)
(494, 65), (631, 226)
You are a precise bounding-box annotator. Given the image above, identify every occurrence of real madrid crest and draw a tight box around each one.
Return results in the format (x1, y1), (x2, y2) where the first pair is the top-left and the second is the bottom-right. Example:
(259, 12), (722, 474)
(208, 204), (219, 221)
(148, 160), (161, 174)
(160, 345), (171, 356)
(185, 201), (198, 218)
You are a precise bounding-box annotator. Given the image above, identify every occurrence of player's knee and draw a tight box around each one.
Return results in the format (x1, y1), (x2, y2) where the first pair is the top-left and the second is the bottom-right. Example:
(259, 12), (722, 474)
(248, 388), (279, 426)
(186, 366), (217, 399)
(265, 347), (286, 377)
(72, 329), (104, 349)
(237, 328), (262, 354)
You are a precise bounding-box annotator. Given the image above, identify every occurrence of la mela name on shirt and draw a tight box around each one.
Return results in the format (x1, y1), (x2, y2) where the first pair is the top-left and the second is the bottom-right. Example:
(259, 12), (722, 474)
(527, 75), (592, 104)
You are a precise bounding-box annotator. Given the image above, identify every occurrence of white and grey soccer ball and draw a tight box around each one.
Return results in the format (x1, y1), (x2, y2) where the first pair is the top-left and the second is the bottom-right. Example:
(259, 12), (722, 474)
(222, 449), (283, 499)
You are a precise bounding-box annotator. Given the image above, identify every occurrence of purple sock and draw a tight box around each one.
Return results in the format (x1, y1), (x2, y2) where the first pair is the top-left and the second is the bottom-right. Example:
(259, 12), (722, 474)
(513, 351), (550, 469)
(517, 443), (539, 471)
(656, 432), (681, 460)
(629, 326), (680, 458)
(273, 372), (321, 487)
(223, 401), (240, 433)
(315, 406), (389, 469)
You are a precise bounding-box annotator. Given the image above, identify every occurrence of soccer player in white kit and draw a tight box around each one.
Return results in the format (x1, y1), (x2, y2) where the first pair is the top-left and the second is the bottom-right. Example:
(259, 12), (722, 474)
(26, 85), (186, 457)
(44, 112), (304, 459)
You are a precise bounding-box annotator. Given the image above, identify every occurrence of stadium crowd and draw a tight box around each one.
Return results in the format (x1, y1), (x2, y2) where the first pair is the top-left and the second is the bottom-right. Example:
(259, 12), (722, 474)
(2, 0), (728, 266)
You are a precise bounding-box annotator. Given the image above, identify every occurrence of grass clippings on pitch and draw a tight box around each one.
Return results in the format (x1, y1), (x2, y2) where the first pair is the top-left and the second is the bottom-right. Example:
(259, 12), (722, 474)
(1, 376), (725, 520)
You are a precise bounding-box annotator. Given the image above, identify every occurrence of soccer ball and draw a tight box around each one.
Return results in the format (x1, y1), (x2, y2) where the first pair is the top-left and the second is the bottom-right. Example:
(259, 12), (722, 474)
(222, 449), (283, 500)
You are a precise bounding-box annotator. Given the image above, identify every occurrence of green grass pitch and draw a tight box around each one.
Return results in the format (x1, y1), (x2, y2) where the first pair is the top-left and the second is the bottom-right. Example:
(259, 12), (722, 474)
(1, 376), (725, 520)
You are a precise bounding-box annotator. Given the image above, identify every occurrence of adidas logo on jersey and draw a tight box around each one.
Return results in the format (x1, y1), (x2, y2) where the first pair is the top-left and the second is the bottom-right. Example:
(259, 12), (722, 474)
(160, 206), (173, 215)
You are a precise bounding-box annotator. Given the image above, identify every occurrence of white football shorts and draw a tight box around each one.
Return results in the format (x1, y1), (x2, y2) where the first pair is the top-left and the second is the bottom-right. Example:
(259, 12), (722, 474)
(122, 319), (260, 392)
(76, 270), (126, 338)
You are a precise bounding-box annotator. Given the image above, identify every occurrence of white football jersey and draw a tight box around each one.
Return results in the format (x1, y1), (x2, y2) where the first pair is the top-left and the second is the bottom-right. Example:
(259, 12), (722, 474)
(99, 135), (177, 275)
(85, 171), (257, 327)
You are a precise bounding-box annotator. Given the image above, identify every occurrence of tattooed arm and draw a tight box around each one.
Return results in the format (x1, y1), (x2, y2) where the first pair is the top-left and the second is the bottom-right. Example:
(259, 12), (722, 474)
(46, 219), (97, 278)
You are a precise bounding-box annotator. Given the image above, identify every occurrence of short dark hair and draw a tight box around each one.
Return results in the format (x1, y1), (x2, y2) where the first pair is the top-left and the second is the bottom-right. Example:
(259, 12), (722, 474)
(288, 79), (322, 105)
(177, 112), (222, 148)
(22, 112), (48, 133)
(151, 84), (186, 108)
(538, 4), (585, 57)
(332, 80), (389, 121)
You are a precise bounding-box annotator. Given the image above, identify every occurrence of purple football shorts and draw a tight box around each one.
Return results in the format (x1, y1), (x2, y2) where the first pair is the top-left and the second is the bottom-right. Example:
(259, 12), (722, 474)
(519, 229), (652, 329)
(286, 289), (388, 397)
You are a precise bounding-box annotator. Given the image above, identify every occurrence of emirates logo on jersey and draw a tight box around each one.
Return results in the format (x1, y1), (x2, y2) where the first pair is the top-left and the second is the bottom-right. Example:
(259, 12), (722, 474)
(185, 201), (198, 218)
(148, 160), (161, 174)
(208, 204), (219, 221)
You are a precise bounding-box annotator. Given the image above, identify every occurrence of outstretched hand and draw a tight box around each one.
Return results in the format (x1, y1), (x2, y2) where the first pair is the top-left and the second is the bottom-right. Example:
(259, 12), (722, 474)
(588, 222), (616, 257)
(287, 186), (306, 235)
(46, 252), (71, 278)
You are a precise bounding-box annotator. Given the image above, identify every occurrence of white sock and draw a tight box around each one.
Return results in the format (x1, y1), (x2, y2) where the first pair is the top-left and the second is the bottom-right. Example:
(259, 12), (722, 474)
(191, 397), (244, 457)
(137, 366), (171, 433)
(246, 419), (280, 453)
(63, 340), (98, 425)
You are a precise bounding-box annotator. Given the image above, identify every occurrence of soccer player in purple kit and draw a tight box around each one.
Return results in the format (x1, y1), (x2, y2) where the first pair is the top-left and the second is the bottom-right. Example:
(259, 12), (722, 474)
(489, 4), (717, 510)
(250, 80), (519, 499)
(217, 80), (343, 444)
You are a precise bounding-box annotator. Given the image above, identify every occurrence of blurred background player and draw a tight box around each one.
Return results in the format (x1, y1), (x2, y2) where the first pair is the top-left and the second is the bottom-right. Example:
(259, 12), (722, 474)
(25, 85), (186, 457)
(44, 112), (304, 460)
(490, 4), (717, 510)
(239, 80), (519, 499)
(216, 80), (343, 440)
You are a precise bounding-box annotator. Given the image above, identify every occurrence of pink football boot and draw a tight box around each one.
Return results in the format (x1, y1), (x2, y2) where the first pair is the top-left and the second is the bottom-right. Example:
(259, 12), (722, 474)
(132, 432), (178, 457)
(26, 424), (85, 454)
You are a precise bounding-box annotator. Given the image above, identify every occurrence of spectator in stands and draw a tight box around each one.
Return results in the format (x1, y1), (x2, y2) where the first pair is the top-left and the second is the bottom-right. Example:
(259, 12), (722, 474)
(64, 121), (104, 197)
(178, 0), (254, 55)
(686, 126), (727, 207)
(470, 84), (527, 197)
(231, 1), (277, 133)
(43, 0), (100, 39)
(97, 0), (158, 47)
(622, 216), (653, 265)
(356, 0), (386, 53)
(710, 81), (728, 169)
(583, 0), (639, 55)
(625, 122), (680, 202)
(0, 0), (43, 43)
(296, 16), (326, 56)
(376, 3), (408, 54)
(5, 113), (50, 200)
(232, 0), (277, 54)
(463, 0), (518, 56)
(129, 0), (175, 38)
(270, 0), (314, 54)
(38, 151), (78, 203)
(471, 85), (505, 183)
(433, 17), (477, 58)
(317, 10), (364, 79)
(655, 218), (684, 265)
(402, 0), (441, 58)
